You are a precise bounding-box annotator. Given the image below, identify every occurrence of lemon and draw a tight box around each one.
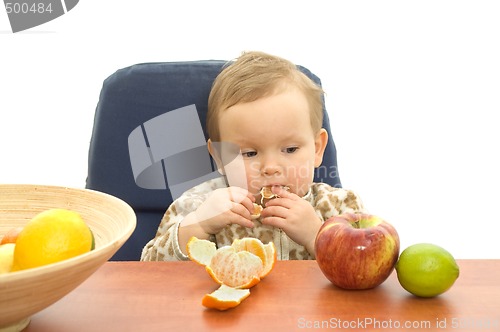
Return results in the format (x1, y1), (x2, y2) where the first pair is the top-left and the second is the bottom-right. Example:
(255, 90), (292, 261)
(13, 209), (94, 271)
(395, 243), (459, 297)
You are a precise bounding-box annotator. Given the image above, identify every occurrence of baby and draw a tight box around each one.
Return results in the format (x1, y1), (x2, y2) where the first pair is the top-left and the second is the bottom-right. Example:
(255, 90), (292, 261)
(141, 51), (365, 261)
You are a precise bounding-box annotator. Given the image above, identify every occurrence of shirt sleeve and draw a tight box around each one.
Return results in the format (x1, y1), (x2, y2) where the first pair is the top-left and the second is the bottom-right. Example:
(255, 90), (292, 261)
(311, 183), (367, 221)
(140, 206), (188, 261)
(140, 177), (225, 261)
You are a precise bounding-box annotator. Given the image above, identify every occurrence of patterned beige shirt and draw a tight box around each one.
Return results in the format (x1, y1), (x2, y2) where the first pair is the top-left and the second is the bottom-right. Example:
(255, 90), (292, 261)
(141, 177), (365, 261)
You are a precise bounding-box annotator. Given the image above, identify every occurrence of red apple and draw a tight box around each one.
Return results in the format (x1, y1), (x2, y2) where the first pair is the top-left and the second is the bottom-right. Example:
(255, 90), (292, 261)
(315, 213), (400, 290)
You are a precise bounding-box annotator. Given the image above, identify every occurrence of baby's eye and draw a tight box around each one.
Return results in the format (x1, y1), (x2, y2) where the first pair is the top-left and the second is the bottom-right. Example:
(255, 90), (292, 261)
(283, 146), (299, 154)
(242, 151), (257, 158)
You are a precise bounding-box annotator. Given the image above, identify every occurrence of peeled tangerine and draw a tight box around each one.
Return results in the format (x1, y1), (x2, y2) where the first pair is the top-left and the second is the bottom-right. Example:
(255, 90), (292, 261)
(187, 237), (276, 310)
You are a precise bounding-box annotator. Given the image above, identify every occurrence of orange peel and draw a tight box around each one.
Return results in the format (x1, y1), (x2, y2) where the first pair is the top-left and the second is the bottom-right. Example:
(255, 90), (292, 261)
(186, 236), (216, 266)
(252, 186), (290, 218)
(259, 185), (289, 205)
(202, 284), (250, 311)
(260, 186), (275, 200)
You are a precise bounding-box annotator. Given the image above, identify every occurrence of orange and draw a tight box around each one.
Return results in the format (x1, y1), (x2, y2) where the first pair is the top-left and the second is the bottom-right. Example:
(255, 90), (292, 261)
(187, 237), (276, 289)
(207, 246), (263, 288)
(0, 227), (23, 245)
(202, 284), (251, 311)
(12, 209), (94, 271)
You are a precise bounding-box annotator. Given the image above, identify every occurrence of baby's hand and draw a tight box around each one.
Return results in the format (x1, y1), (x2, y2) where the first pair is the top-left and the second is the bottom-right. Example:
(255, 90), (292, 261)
(260, 187), (321, 256)
(193, 187), (255, 235)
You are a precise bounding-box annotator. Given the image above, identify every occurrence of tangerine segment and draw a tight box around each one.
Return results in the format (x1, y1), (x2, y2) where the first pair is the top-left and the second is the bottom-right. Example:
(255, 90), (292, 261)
(208, 246), (263, 288)
(260, 242), (277, 278)
(251, 203), (263, 219)
(202, 284), (251, 311)
(231, 238), (276, 278)
(207, 265), (261, 289)
(232, 238), (267, 264)
(187, 236), (217, 266)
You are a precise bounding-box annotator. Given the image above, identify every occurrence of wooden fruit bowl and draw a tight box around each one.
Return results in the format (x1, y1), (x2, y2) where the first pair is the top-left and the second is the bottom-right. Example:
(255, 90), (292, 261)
(0, 184), (136, 331)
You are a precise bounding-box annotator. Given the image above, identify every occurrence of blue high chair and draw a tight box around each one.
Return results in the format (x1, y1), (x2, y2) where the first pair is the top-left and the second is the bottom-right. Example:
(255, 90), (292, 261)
(86, 60), (342, 260)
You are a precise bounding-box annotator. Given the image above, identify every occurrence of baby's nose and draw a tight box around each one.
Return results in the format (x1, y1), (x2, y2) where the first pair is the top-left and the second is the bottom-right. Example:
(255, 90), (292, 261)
(262, 158), (282, 175)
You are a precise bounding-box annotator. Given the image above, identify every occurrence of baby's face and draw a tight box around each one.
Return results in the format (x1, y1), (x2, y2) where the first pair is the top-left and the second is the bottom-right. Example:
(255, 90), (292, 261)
(217, 87), (326, 198)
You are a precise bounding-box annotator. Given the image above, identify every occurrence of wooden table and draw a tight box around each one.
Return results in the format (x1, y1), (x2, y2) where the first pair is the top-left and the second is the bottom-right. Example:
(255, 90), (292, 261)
(25, 260), (499, 332)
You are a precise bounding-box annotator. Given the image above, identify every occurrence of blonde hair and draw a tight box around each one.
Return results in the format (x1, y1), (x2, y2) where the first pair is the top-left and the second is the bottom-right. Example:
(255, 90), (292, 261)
(207, 51), (324, 141)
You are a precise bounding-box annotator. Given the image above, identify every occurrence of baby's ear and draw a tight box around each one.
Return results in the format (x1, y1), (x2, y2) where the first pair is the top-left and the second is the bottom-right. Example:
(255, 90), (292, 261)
(207, 139), (225, 175)
(314, 129), (329, 168)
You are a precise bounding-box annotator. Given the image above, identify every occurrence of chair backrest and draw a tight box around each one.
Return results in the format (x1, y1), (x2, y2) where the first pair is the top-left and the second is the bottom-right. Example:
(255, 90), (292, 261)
(86, 60), (342, 260)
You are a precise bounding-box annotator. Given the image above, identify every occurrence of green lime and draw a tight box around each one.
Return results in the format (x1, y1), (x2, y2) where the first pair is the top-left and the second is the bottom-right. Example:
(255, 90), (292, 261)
(395, 243), (459, 297)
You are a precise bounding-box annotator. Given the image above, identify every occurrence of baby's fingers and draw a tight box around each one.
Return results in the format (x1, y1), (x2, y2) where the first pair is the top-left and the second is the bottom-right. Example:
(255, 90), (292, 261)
(226, 203), (254, 228)
(227, 187), (255, 215)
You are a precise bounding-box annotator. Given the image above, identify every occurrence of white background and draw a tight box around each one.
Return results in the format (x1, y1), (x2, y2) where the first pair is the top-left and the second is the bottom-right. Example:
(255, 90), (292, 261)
(1, 1), (499, 258)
